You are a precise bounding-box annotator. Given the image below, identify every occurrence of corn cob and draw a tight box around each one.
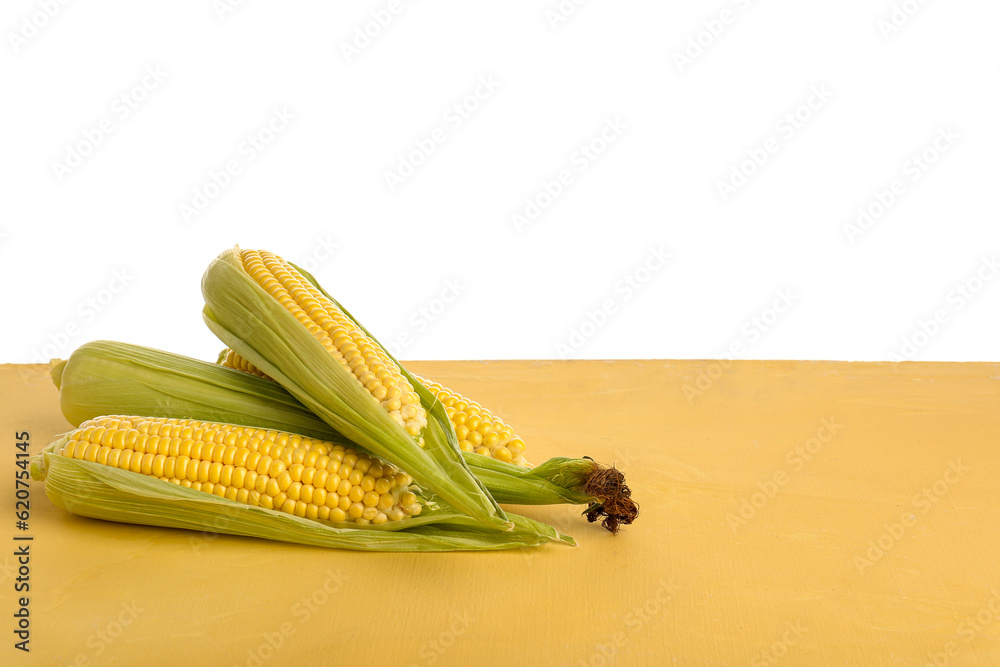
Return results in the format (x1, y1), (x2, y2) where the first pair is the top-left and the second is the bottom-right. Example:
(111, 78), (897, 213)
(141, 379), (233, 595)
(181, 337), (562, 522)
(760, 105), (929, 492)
(60, 416), (422, 525)
(219, 348), (529, 466)
(53, 341), (639, 532)
(201, 247), (507, 531)
(234, 249), (427, 437)
(31, 430), (574, 551)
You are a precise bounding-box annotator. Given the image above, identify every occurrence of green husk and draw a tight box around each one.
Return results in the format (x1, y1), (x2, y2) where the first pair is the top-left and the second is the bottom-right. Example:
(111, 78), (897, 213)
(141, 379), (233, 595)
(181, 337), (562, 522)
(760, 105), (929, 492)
(52, 340), (351, 440)
(31, 436), (574, 551)
(201, 248), (508, 531)
(54, 340), (609, 508)
(460, 455), (595, 505)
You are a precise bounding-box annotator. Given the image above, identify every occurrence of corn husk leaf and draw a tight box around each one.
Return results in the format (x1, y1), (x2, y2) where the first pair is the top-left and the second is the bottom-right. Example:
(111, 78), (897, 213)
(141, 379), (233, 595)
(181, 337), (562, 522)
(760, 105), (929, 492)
(31, 436), (575, 551)
(457, 455), (595, 505)
(201, 247), (508, 531)
(52, 340), (349, 441)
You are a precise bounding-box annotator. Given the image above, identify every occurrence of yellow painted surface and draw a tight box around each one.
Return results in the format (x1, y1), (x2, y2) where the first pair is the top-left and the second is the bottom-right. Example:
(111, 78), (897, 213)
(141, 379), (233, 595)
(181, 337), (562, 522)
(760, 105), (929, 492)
(3, 359), (1000, 666)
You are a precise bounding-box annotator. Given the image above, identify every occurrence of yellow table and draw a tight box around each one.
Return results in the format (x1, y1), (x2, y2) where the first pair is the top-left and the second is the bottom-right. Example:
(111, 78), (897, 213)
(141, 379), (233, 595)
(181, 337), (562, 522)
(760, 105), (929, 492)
(3, 359), (999, 666)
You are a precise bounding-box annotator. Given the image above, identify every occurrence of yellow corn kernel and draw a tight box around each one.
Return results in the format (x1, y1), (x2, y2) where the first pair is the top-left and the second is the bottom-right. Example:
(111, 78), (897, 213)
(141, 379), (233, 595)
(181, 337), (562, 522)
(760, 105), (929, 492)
(416, 375), (529, 466)
(300, 485), (315, 504)
(324, 474), (341, 494)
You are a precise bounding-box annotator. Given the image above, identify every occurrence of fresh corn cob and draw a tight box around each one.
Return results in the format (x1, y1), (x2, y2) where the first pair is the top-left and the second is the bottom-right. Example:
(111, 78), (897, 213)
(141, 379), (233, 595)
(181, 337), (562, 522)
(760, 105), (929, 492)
(53, 341), (639, 532)
(233, 249), (427, 437)
(219, 348), (529, 466)
(31, 428), (574, 551)
(201, 247), (507, 531)
(60, 416), (423, 525)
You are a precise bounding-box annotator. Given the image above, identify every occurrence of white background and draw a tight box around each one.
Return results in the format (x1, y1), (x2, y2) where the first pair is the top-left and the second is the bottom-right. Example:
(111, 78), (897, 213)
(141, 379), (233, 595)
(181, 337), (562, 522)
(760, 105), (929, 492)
(2, 0), (998, 364)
